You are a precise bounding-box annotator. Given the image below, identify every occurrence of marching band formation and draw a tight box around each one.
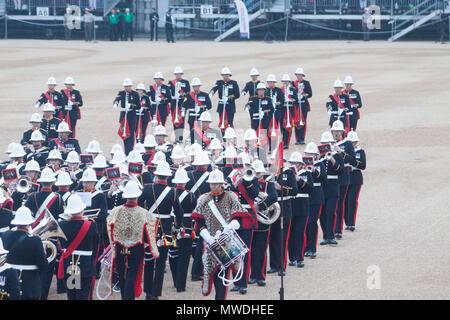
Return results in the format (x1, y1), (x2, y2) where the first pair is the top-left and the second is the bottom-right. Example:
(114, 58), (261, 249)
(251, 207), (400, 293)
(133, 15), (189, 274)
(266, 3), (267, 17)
(0, 66), (366, 301)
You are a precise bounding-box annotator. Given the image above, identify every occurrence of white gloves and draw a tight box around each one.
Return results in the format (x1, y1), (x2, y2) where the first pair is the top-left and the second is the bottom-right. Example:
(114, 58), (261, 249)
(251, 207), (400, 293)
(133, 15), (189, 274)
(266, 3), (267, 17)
(327, 109), (332, 116)
(200, 229), (215, 245)
(181, 110), (185, 117)
(113, 102), (118, 109)
(259, 110), (265, 119)
(244, 106), (250, 113)
(34, 103), (40, 109)
(208, 92), (213, 100)
(224, 219), (240, 233)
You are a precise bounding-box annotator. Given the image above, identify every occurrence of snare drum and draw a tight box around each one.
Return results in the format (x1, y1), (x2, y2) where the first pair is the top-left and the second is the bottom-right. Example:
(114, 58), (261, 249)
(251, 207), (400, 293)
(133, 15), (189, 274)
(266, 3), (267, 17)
(206, 228), (248, 269)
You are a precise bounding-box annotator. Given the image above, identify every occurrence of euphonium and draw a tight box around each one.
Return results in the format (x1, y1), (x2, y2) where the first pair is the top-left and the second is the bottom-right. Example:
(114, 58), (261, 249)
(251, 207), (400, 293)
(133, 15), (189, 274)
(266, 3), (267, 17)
(255, 192), (280, 225)
(243, 168), (256, 182)
(31, 208), (67, 262)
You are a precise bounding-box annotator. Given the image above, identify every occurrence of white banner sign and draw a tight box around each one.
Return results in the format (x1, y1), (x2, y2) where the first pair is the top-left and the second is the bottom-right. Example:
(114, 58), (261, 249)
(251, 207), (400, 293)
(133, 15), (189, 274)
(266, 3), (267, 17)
(200, 5), (213, 17)
(36, 7), (49, 17)
(234, 0), (249, 39)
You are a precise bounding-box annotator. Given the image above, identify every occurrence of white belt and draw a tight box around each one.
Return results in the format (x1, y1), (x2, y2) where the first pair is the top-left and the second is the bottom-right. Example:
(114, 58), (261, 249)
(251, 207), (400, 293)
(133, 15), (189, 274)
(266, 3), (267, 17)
(120, 108), (131, 112)
(313, 183), (321, 187)
(135, 112), (145, 116)
(183, 213), (192, 218)
(347, 112), (353, 115)
(351, 167), (361, 171)
(242, 204), (252, 209)
(10, 264), (39, 270)
(64, 250), (93, 256)
(0, 226), (10, 233)
(344, 163), (351, 167)
(327, 175), (338, 179)
(154, 214), (172, 219)
(277, 196), (293, 201)
(295, 194), (309, 198)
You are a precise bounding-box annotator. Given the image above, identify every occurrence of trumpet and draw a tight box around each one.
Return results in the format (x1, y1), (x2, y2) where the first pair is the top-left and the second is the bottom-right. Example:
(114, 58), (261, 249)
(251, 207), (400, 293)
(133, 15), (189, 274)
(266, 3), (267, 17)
(326, 151), (333, 160)
(305, 165), (313, 172)
(31, 208), (67, 262)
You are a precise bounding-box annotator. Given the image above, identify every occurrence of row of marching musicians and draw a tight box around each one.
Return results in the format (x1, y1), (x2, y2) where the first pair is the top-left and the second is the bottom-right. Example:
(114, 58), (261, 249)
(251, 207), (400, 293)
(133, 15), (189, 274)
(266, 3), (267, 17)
(111, 67), (362, 154)
(0, 119), (365, 301)
(29, 67), (362, 156)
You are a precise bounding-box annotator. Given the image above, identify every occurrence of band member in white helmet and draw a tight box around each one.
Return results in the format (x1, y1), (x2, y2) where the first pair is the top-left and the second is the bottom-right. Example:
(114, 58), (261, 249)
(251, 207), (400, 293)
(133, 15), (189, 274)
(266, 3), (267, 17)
(326, 80), (351, 134)
(60, 76), (83, 138)
(331, 120), (355, 240)
(318, 131), (344, 246)
(169, 66), (190, 143)
(35, 77), (64, 120)
(280, 74), (299, 149)
(303, 142), (327, 259)
(149, 72), (171, 127)
(41, 103), (61, 141)
(344, 130), (365, 231)
(182, 77), (212, 144)
(108, 181), (159, 300)
(248, 160), (277, 286)
(113, 78), (140, 155)
(191, 169), (251, 300)
(286, 152), (313, 268)
(291, 67), (313, 145)
(242, 68), (261, 121)
(0, 238), (20, 300)
(135, 83), (152, 143)
(58, 194), (99, 300)
(209, 67), (240, 132)
(1, 206), (48, 300)
(21, 113), (47, 148)
(342, 76), (363, 131)
(138, 161), (183, 300)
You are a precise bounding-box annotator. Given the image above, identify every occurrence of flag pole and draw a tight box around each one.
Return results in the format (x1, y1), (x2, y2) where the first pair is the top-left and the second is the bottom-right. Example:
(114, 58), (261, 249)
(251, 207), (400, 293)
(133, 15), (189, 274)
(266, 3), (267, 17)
(279, 141), (285, 300)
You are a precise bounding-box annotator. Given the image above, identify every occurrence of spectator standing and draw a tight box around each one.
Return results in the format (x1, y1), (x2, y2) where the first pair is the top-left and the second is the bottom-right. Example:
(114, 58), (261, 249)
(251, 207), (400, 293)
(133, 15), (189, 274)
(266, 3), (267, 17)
(361, 8), (370, 41)
(63, 7), (72, 41)
(109, 9), (119, 41)
(117, 9), (125, 41)
(124, 8), (135, 41)
(83, 8), (95, 42)
(165, 9), (175, 43)
(150, 8), (159, 41)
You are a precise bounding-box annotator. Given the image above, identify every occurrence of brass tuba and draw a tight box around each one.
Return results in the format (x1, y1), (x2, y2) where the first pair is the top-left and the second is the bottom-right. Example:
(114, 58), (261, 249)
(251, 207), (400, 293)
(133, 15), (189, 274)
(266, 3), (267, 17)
(31, 208), (67, 262)
(254, 192), (280, 225)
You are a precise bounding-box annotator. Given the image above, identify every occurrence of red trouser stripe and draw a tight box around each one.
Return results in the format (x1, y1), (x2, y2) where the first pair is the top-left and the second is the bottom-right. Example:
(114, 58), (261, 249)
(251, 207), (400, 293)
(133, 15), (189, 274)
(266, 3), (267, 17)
(261, 229), (270, 280)
(353, 185), (363, 226)
(339, 185), (349, 233)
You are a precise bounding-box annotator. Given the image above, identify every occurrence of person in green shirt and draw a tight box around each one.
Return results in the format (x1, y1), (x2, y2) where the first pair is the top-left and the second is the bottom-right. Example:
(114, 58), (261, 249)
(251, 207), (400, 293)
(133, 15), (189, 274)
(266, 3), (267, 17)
(108, 9), (119, 41)
(124, 8), (135, 41)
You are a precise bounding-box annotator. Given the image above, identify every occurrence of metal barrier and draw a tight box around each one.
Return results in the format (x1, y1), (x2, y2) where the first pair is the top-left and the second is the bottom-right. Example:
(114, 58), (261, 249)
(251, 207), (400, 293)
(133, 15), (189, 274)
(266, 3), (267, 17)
(290, 0), (429, 12)
(6, 0), (104, 13)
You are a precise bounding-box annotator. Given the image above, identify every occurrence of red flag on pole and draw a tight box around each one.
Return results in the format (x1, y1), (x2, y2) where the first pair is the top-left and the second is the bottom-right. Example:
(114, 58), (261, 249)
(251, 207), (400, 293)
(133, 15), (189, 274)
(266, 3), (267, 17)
(118, 117), (130, 140)
(275, 141), (284, 175)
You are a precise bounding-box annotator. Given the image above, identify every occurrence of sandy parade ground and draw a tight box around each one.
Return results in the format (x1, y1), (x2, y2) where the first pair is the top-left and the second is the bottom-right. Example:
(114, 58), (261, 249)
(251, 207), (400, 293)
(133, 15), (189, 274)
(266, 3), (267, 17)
(0, 39), (449, 300)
